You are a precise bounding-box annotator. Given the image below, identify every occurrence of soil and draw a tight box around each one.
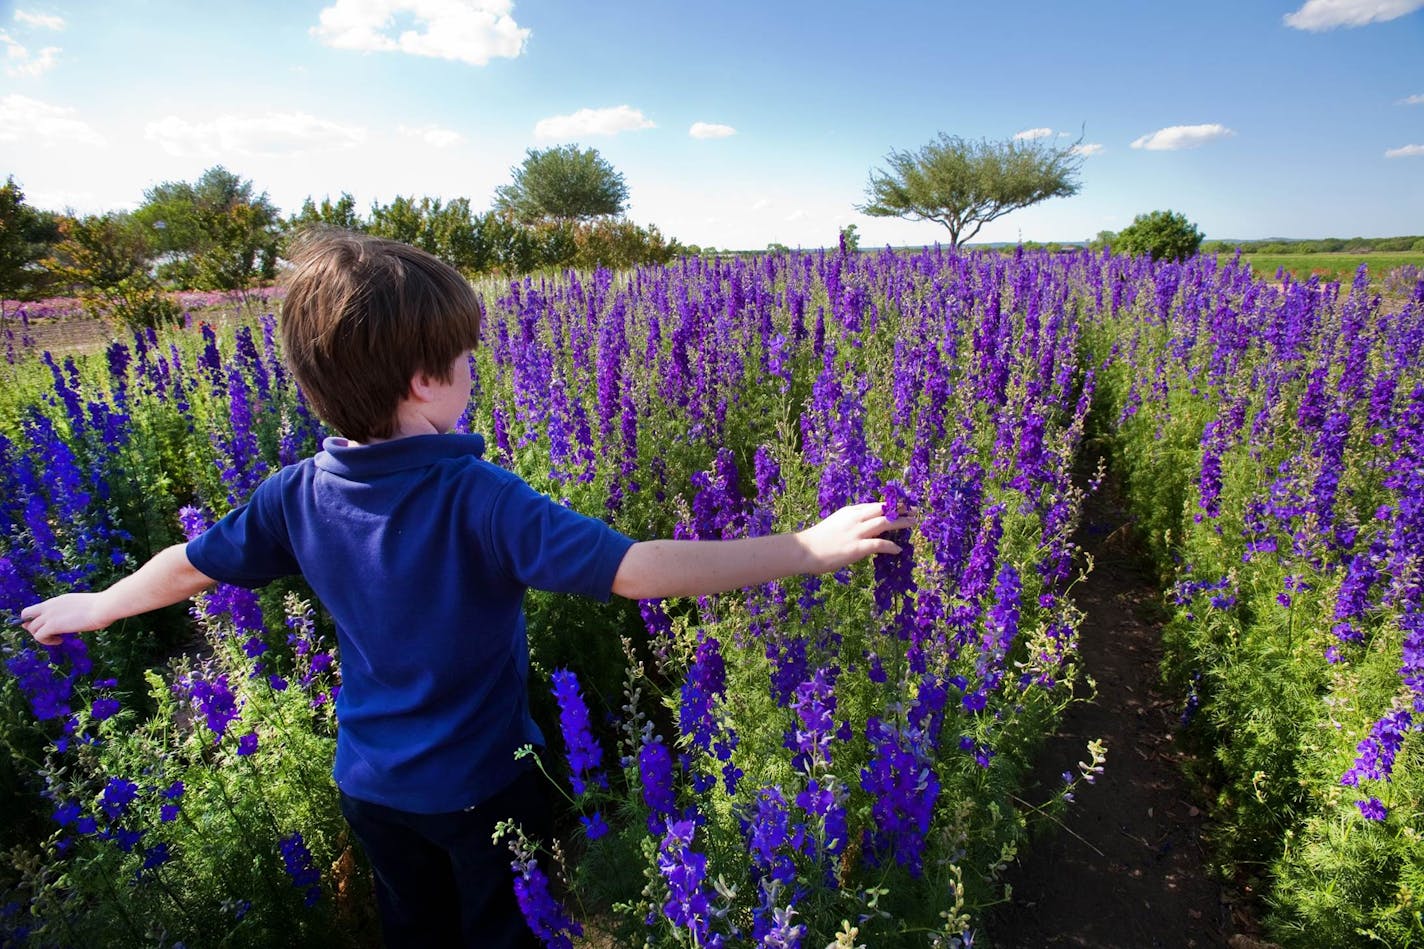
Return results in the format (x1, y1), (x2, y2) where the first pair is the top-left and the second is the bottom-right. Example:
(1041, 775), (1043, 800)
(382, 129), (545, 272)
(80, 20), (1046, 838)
(987, 468), (1261, 949)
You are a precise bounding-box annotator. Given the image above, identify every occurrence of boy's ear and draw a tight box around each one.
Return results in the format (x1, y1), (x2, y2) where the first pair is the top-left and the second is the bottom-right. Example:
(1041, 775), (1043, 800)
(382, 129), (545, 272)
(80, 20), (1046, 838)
(407, 371), (437, 404)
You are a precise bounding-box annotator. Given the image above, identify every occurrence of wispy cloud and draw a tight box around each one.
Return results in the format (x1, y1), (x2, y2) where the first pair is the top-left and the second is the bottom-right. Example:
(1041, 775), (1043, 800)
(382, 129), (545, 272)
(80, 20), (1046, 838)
(14, 9), (65, 30)
(1071, 143), (1105, 156)
(398, 123), (463, 147)
(312, 0), (529, 66)
(1283, 0), (1424, 30)
(0, 94), (103, 145)
(1014, 127), (1054, 140)
(1385, 144), (1424, 157)
(1130, 123), (1235, 150)
(2, 30), (60, 77)
(145, 111), (366, 158)
(534, 105), (654, 139)
(689, 122), (735, 140)
(1400, 93), (1424, 105)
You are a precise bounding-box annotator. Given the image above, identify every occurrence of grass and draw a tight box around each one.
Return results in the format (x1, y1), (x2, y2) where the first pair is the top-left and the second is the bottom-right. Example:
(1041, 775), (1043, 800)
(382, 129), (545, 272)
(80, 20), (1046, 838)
(1238, 251), (1424, 283)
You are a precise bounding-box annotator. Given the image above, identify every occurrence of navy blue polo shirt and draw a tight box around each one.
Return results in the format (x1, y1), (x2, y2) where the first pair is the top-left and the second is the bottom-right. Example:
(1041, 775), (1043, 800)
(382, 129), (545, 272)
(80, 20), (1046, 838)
(186, 433), (635, 813)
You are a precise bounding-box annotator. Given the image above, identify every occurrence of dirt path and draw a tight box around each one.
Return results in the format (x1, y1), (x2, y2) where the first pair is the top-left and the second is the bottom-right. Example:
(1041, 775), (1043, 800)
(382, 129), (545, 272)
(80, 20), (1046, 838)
(987, 469), (1238, 949)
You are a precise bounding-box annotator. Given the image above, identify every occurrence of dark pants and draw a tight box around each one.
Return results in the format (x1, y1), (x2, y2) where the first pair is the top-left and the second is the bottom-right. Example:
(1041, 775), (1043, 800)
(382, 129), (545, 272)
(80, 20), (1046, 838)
(339, 768), (551, 948)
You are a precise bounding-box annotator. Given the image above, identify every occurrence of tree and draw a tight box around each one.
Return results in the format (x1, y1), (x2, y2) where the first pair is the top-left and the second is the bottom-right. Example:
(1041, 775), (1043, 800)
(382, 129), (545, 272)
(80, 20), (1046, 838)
(0, 177), (62, 301)
(860, 133), (1083, 248)
(286, 193), (366, 234)
(134, 166), (281, 292)
(43, 213), (178, 328)
(494, 145), (629, 224)
(1112, 210), (1203, 262)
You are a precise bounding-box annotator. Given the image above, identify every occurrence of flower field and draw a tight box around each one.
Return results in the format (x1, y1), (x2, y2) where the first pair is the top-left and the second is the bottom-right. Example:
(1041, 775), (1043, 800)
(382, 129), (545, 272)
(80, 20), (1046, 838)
(1, 247), (1420, 947)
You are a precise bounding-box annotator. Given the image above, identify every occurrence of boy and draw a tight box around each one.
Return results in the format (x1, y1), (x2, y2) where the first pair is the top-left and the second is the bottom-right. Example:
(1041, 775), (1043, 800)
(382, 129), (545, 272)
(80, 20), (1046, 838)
(20, 231), (912, 947)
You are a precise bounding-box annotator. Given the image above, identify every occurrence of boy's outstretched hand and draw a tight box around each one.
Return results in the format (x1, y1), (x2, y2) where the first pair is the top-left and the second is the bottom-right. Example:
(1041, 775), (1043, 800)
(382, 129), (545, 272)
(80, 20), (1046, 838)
(18, 543), (215, 647)
(20, 593), (111, 646)
(796, 501), (915, 573)
(611, 500), (915, 601)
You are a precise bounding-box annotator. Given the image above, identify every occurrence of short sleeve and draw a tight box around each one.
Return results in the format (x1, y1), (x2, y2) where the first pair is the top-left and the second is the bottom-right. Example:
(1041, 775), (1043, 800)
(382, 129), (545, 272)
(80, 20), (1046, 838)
(185, 476), (301, 588)
(489, 477), (635, 601)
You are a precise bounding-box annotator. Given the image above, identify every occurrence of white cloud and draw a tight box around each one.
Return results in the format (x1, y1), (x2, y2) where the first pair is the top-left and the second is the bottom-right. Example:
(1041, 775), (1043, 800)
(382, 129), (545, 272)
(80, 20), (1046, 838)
(1130, 123), (1235, 150)
(689, 121), (736, 140)
(0, 94), (103, 145)
(399, 122), (463, 147)
(1071, 142), (1105, 156)
(1385, 144), (1424, 157)
(144, 111), (366, 158)
(533, 105), (654, 139)
(2, 30), (60, 77)
(312, 0), (529, 66)
(785, 209), (806, 222)
(1400, 93), (1424, 105)
(751, 198), (771, 211)
(1283, 0), (1424, 30)
(1014, 127), (1054, 140)
(14, 10), (65, 30)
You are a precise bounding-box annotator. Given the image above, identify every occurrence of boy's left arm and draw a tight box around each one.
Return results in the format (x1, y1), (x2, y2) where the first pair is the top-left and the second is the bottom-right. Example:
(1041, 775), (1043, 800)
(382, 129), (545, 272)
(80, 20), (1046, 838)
(19, 543), (215, 646)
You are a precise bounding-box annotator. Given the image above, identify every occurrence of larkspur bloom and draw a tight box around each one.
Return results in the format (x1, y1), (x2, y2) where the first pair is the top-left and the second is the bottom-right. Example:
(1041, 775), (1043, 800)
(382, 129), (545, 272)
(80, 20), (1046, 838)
(551, 669), (602, 795)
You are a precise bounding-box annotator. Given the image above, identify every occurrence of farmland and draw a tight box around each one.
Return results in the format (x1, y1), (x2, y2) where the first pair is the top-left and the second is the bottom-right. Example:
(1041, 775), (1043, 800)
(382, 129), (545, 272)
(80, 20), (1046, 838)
(1239, 250), (1424, 284)
(1, 247), (1421, 947)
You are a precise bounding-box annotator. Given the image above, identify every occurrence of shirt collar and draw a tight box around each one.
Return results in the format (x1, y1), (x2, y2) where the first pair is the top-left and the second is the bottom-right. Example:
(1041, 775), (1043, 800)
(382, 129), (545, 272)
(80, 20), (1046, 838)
(314, 432), (486, 478)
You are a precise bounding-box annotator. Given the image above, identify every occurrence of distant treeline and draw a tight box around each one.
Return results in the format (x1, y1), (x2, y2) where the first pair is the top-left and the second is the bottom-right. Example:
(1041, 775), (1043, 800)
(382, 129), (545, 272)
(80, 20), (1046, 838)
(1, 166), (686, 328)
(1200, 235), (1424, 255)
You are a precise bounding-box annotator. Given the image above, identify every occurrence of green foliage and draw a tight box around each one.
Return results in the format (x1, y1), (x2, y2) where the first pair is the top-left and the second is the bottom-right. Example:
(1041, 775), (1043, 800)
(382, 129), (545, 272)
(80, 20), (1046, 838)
(860, 132), (1083, 247)
(368, 194), (492, 274)
(839, 223), (860, 253)
(285, 193), (366, 237)
(133, 166), (281, 293)
(42, 213), (179, 329)
(1110, 210), (1203, 262)
(493, 144), (630, 224)
(0, 177), (62, 301)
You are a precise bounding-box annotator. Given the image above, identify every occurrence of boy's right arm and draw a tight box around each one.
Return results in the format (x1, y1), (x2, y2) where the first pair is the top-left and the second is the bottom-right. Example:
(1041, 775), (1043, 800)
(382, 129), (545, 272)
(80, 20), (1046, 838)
(611, 502), (912, 601)
(19, 543), (216, 646)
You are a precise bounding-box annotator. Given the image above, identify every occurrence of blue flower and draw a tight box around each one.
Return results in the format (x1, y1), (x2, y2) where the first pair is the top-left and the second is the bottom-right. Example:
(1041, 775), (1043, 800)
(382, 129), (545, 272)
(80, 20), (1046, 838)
(1357, 797), (1388, 821)
(99, 777), (139, 820)
(278, 832), (321, 907)
(579, 811), (609, 841)
(550, 669), (602, 795)
(91, 697), (121, 721)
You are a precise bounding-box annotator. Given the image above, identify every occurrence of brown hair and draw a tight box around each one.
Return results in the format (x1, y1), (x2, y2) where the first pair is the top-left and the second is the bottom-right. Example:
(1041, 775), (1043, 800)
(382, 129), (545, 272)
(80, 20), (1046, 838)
(280, 230), (481, 442)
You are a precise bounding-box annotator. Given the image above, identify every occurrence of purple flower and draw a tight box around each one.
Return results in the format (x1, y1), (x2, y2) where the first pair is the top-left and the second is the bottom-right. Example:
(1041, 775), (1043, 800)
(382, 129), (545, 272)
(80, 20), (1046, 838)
(511, 847), (582, 948)
(236, 731), (259, 756)
(99, 776), (139, 820)
(278, 832), (321, 907)
(91, 697), (121, 721)
(657, 819), (723, 948)
(551, 669), (602, 795)
(1357, 797), (1388, 821)
(579, 811), (609, 841)
(639, 738), (676, 832)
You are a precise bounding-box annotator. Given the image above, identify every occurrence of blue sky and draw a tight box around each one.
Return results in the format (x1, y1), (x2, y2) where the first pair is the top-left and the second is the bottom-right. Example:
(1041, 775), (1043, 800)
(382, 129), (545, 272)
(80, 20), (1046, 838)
(1, 0), (1421, 250)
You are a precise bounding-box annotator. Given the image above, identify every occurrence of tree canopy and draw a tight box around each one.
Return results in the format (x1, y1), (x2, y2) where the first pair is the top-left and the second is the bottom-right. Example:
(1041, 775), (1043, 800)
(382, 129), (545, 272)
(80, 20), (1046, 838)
(1110, 209), (1203, 262)
(860, 133), (1083, 247)
(494, 145), (629, 224)
(133, 166), (281, 291)
(0, 177), (62, 301)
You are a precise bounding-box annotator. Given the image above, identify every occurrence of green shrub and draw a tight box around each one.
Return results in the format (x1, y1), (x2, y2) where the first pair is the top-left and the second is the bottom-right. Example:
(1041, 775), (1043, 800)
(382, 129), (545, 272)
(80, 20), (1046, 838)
(1112, 210), (1203, 262)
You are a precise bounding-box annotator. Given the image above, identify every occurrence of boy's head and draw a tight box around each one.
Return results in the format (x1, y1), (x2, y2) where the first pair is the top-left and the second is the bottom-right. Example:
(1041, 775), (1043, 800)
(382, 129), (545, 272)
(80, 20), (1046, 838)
(281, 230), (482, 443)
